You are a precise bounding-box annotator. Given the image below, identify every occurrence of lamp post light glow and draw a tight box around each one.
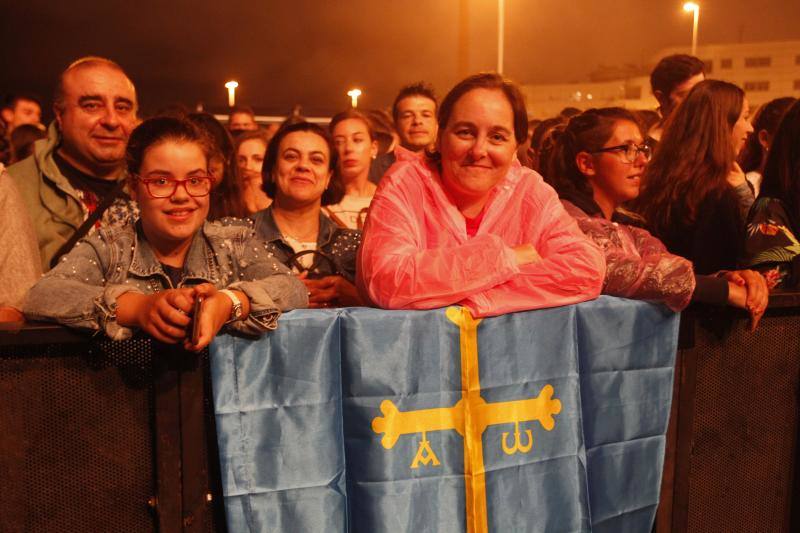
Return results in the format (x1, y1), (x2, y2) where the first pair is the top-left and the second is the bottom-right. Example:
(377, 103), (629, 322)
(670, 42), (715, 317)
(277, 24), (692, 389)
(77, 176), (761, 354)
(497, 0), (505, 74)
(225, 81), (239, 108)
(683, 2), (700, 56)
(347, 88), (362, 108)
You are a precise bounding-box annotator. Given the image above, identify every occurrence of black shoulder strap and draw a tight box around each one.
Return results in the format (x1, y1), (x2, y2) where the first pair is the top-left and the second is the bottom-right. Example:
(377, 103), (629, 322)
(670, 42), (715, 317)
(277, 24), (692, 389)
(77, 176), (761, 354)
(50, 180), (127, 269)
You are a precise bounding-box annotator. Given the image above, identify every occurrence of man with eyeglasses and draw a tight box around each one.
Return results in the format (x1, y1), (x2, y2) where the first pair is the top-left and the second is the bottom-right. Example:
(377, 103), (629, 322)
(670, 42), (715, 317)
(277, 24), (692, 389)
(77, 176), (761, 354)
(8, 56), (140, 271)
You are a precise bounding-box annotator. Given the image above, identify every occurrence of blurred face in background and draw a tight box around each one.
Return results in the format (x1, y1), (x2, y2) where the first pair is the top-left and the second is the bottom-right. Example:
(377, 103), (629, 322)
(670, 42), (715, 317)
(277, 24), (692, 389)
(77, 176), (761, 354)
(332, 118), (377, 182)
(663, 72), (705, 117)
(237, 138), (267, 175)
(1, 98), (42, 133)
(395, 95), (437, 151)
(229, 112), (258, 134)
(731, 99), (754, 157)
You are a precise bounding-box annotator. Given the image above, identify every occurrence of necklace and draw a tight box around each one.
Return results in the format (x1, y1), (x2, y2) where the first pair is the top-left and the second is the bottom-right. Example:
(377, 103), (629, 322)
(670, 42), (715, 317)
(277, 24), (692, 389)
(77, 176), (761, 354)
(274, 217), (318, 242)
(272, 205), (320, 242)
(281, 229), (317, 242)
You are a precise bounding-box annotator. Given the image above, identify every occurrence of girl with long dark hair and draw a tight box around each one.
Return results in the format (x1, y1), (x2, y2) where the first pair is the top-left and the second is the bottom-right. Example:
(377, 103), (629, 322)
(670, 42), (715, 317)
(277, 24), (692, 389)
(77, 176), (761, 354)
(636, 80), (767, 326)
(744, 99), (800, 289)
(738, 97), (796, 197)
(550, 107), (765, 323)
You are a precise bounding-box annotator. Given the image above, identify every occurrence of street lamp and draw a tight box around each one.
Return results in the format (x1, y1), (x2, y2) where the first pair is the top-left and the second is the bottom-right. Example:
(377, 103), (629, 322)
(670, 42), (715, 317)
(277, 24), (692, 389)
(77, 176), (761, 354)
(497, 0), (505, 74)
(347, 88), (362, 108)
(683, 2), (700, 56)
(225, 81), (239, 108)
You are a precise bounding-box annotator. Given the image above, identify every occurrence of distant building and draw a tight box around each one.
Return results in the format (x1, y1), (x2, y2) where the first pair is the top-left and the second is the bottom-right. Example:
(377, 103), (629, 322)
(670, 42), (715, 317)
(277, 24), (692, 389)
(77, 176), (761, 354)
(521, 40), (800, 118)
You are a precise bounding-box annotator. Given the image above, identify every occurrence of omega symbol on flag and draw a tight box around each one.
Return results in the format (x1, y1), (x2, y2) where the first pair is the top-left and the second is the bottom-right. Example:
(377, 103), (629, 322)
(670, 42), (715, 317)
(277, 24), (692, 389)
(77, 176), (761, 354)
(371, 306), (562, 533)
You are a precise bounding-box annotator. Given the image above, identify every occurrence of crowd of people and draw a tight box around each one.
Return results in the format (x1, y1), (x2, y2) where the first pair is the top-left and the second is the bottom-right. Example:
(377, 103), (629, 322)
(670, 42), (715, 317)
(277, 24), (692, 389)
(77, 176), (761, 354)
(2, 52), (798, 345)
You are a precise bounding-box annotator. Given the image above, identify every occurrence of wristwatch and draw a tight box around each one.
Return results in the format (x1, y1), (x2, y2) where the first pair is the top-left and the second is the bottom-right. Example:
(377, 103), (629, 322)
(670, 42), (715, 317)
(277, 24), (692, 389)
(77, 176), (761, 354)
(220, 289), (244, 323)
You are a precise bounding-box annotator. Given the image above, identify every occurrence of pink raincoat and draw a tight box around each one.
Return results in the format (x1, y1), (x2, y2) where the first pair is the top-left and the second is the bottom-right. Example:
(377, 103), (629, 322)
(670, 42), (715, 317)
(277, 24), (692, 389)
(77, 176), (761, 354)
(357, 159), (606, 317)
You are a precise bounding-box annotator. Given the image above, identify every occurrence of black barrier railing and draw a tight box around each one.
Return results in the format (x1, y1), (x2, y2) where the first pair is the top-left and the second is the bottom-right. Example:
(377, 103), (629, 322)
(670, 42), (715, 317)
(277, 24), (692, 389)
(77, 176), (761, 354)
(658, 291), (800, 533)
(1, 293), (798, 533)
(0, 324), (225, 533)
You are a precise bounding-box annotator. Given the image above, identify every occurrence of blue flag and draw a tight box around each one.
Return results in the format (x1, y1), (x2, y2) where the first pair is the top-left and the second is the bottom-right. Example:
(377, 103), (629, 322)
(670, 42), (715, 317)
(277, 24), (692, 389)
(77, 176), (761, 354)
(211, 296), (679, 532)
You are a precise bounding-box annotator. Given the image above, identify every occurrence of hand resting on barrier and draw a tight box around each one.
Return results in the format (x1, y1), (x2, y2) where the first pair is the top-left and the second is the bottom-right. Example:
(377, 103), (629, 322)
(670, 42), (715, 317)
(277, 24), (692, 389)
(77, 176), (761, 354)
(116, 284), (251, 351)
(723, 269), (769, 331)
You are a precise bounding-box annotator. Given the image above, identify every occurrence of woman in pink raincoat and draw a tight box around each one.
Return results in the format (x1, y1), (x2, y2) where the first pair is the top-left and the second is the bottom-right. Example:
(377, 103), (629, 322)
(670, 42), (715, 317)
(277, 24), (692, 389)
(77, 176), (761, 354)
(357, 73), (606, 317)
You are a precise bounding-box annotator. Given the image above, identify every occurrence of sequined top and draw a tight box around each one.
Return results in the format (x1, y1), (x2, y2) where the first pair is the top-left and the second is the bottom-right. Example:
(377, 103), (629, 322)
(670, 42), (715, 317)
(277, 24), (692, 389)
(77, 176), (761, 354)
(248, 207), (362, 283)
(22, 219), (308, 340)
(562, 200), (695, 312)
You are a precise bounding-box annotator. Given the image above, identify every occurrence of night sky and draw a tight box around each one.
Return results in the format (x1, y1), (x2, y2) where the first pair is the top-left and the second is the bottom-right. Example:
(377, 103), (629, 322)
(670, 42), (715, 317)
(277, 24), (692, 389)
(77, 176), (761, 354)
(3, 0), (799, 119)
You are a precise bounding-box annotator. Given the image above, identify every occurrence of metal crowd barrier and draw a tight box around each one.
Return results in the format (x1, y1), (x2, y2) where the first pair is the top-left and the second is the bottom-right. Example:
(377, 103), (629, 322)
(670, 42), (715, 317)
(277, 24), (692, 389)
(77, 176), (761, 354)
(1, 294), (798, 533)
(0, 325), (225, 532)
(657, 291), (800, 533)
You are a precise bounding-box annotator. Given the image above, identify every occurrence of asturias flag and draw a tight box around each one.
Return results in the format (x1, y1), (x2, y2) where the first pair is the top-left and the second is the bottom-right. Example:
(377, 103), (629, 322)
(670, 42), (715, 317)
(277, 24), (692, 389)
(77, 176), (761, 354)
(211, 296), (679, 532)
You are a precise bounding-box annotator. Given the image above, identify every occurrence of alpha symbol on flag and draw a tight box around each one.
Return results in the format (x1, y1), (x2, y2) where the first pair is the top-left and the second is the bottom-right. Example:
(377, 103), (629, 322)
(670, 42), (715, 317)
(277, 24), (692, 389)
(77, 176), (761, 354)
(411, 432), (441, 469)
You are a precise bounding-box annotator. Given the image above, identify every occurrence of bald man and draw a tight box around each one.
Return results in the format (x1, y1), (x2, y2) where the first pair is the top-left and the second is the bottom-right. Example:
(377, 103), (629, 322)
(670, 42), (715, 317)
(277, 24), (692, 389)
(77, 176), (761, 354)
(7, 56), (140, 270)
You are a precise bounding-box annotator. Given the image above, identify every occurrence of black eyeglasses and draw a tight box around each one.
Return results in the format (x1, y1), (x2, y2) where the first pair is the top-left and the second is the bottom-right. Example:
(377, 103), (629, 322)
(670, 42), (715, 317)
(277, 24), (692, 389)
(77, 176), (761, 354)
(136, 175), (214, 198)
(592, 143), (652, 163)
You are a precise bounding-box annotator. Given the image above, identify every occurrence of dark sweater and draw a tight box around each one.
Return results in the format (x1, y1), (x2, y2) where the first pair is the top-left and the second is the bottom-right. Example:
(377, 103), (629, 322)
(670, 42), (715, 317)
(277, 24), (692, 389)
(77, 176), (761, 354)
(659, 188), (744, 275)
(656, 188), (745, 306)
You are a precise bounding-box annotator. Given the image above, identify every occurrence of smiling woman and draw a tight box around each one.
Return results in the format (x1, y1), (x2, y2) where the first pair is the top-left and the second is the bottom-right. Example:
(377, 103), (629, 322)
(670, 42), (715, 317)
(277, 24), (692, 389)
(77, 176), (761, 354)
(357, 73), (606, 317)
(248, 122), (364, 308)
(23, 116), (307, 348)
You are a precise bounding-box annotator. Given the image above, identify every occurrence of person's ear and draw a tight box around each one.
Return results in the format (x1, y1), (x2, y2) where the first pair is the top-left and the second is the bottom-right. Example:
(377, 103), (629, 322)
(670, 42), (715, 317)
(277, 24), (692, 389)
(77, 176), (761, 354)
(127, 178), (139, 202)
(0, 108), (13, 125)
(370, 140), (378, 160)
(53, 103), (64, 130)
(653, 90), (666, 110)
(575, 151), (595, 176)
(757, 129), (771, 151)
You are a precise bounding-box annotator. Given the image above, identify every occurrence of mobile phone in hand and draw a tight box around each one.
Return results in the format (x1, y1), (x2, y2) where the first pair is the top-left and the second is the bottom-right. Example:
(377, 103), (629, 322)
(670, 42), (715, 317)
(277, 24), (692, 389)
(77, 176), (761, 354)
(191, 296), (205, 345)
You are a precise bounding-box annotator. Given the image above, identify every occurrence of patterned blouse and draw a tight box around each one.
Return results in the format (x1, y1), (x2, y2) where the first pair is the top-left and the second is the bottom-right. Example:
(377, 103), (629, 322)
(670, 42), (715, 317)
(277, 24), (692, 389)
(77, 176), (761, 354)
(744, 197), (800, 289)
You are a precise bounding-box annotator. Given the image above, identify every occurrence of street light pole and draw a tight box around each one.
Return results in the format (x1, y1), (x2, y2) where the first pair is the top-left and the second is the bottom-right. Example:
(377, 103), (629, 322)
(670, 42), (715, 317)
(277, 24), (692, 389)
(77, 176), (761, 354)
(347, 89), (362, 108)
(497, 0), (505, 74)
(225, 81), (238, 108)
(683, 2), (700, 56)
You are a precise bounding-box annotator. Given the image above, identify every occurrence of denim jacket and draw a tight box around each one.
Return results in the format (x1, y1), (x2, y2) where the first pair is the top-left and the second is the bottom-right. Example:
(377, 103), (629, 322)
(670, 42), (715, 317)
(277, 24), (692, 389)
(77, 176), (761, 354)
(23, 219), (308, 340)
(241, 207), (361, 282)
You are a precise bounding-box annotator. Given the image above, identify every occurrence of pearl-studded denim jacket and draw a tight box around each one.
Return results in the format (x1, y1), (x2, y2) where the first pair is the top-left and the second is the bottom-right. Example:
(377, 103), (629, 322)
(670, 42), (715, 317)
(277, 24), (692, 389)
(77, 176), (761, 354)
(23, 219), (308, 340)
